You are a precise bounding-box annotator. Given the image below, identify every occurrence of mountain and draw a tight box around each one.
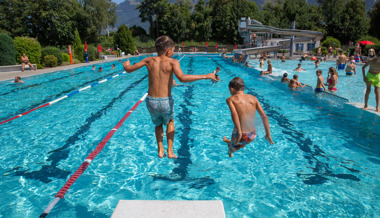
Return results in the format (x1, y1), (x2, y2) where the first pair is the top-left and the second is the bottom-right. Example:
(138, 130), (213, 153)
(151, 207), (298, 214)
(113, 0), (378, 31)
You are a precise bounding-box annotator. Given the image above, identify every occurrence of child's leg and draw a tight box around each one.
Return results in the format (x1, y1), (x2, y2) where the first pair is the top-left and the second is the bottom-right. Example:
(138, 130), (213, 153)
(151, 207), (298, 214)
(223, 137), (234, 158)
(155, 124), (165, 158)
(364, 82), (372, 110)
(166, 119), (177, 159)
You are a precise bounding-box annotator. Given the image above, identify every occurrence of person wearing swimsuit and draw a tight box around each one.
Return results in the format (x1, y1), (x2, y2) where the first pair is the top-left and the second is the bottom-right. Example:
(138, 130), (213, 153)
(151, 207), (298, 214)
(345, 60), (356, 75)
(362, 57), (380, 112)
(327, 67), (338, 92)
(315, 70), (326, 92)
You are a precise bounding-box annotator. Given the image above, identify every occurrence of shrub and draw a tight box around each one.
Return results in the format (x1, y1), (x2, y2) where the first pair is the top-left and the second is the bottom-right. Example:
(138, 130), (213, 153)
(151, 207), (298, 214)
(62, 53), (70, 62)
(37, 64), (44, 69)
(0, 33), (16, 66)
(114, 25), (136, 55)
(278, 49), (288, 53)
(321, 37), (341, 49)
(73, 29), (84, 62)
(14, 37), (41, 64)
(87, 45), (96, 61)
(43, 55), (58, 67)
(41, 47), (63, 66)
(313, 46), (327, 55)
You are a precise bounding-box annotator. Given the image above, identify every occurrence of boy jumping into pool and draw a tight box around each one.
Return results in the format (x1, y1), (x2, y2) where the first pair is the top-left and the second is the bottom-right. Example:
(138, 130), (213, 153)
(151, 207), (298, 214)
(123, 36), (216, 158)
(223, 77), (274, 157)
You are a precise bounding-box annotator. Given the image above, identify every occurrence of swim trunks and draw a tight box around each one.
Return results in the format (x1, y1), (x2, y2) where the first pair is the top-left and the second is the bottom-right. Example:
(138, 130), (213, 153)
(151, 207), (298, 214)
(346, 72), (354, 75)
(146, 96), (174, 126)
(338, 64), (345, 70)
(355, 55), (360, 63)
(315, 88), (323, 92)
(229, 128), (257, 152)
(328, 87), (337, 91)
(367, 73), (380, 88)
(369, 55), (375, 58)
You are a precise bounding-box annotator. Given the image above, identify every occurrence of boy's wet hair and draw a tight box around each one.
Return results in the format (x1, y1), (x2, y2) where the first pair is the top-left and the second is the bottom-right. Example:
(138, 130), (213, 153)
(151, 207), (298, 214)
(283, 73), (288, 77)
(289, 79), (295, 84)
(316, 69), (322, 75)
(293, 75), (298, 79)
(155, 36), (175, 55)
(229, 77), (245, 91)
(216, 67), (221, 71)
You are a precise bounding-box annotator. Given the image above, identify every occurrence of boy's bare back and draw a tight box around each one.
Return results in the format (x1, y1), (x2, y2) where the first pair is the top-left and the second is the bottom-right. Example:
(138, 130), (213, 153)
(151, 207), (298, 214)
(227, 93), (258, 133)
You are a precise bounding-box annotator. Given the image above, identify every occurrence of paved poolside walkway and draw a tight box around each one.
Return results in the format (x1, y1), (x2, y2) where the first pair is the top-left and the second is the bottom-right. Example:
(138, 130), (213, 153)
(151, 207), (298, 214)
(0, 55), (134, 82)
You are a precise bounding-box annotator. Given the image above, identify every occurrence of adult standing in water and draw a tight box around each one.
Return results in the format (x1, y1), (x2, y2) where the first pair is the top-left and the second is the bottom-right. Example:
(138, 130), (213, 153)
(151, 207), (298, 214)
(327, 67), (338, 92)
(337, 51), (347, 70)
(362, 57), (380, 112)
(328, 45), (333, 59)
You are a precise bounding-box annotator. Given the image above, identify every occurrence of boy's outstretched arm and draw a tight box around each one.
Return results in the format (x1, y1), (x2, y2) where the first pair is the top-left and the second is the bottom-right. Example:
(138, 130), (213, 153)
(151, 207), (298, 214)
(227, 98), (242, 144)
(123, 59), (147, 73)
(173, 59), (215, 82)
(255, 100), (274, 144)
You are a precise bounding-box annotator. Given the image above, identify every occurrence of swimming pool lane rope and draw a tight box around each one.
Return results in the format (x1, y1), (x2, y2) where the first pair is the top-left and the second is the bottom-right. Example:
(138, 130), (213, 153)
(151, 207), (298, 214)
(0, 71), (128, 125)
(39, 92), (148, 218)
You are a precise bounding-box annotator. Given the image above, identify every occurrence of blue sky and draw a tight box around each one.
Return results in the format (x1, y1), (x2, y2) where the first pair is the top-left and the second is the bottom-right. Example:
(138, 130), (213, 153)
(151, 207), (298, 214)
(112, 0), (125, 4)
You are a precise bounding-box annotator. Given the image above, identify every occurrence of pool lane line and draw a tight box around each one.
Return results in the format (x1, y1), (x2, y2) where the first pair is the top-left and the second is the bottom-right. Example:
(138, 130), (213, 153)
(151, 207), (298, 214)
(39, 92), (148, 218)
(0, 71), (127, 125)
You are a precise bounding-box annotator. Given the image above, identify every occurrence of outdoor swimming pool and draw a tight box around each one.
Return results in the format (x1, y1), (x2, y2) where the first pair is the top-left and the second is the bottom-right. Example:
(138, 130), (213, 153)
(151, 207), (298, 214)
(0, 55), (379, 217)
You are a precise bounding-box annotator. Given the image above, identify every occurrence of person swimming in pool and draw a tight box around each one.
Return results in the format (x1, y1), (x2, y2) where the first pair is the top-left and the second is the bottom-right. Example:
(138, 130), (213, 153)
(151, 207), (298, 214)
(112, 64), (115, 69)
(92, 65), (96, 70)
(345, 60), (356, 75)
(362, 57), (380, 112)
(315, 70), (326, 93)
(327, 67), (338, 92)
(281, 54), (286, 62)
(293, 63), (305, 72)
(281, 73), (290, 83)
(293, 75), (307, 88)
(288, 79), (297, 89)
(123, 35), (215, 158)
(315, 59), (320, 68)
(212, 67), (221, 83)
(259, 57), (264, 68)
(223, 77), (274, 157)
(13, 76), (25, 83)
(98, 67), (103, 72)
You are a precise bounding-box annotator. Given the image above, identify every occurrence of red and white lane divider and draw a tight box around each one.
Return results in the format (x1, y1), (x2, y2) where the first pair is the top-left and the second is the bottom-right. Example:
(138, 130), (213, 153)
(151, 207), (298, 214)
(39, 92), (148, 218)
(0, 71), (127, 125)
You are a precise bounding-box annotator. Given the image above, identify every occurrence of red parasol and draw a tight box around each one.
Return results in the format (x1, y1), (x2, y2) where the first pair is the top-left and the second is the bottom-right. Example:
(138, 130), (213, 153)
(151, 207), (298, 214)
(97, 44), (102, 53)
(84, 42), (87, 52)
(358, 41), (375, 45)
(206, 41), (208, 47)
(182, 42), (184, 48)
(216, 43), (218, 49)
(235, 43), (237, 49)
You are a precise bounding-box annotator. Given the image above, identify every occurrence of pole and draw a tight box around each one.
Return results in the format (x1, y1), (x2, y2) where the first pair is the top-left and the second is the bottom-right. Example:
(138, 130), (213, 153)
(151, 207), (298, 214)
(290, 21), (295, 57)
(68, 45), (73, 65)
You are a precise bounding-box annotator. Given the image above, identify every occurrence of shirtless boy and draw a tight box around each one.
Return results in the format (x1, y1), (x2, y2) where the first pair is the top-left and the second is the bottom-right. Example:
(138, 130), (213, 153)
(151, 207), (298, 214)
(362, 57), (380, 112)
(123, 36), (216, 158)
(293, 75), (307, 88)
(315, 70), (326, 92)
(13, 76), (25, 83)
(223, 77), (274, 157)
(261, 60), (272, 74)
(21, 53), (36, 72)
(281, 73), (290, 83)
(293, 63), (305, 71)
(281, 54), (286, 62)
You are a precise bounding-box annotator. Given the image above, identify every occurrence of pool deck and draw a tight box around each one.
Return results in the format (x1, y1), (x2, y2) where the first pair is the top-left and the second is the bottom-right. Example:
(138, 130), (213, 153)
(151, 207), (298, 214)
(0, 55), (133, 82)
(348, 102), (380, 116)
(111, 200), (226, 218)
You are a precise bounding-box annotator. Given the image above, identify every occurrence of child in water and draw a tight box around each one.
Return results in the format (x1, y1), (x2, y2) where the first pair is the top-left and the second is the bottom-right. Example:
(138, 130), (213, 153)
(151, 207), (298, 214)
(223, 77), (274, 157)
(315, 70), (327, 92)
(212, 67), (221, 83)
(281, 73), (290, 83)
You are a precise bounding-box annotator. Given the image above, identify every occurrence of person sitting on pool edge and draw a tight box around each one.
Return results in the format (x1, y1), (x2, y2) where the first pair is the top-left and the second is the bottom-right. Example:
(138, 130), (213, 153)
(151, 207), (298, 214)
(223, 77), (274, 157)
(261, 60), (272, 75)
(293, 63), (305, 72)
(21, 53), (36, 72)
(123, 35), (216, 158)
(315, 70), (327, 93)
(281, 73), (290, 83)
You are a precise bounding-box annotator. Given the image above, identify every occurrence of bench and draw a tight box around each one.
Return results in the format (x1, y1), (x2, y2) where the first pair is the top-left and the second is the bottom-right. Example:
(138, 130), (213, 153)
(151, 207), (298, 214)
(0, 64), (37, 72)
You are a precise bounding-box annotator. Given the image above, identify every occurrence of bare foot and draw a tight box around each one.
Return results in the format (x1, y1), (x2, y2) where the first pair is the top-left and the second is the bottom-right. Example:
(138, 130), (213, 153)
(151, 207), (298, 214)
(167, 153), (177, 159)
(363, 107), (367, 111)
(229, 152), (233, 158)
(158, 152), (166, 158)
(223, 136), (229, 142)
(376, 108), (380, 112)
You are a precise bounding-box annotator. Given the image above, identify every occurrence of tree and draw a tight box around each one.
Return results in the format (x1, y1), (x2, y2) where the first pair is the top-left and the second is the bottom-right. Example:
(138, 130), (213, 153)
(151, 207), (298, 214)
(160, 4), (188, 42)
(258, 1), (288, 29)
(73, 29), (84, 62)
(369, 1), (380, 39)
(0, 33), (16, 66)
(114, 25), (136, 55)
(317, 0), (346, 39)
(192, 0), (212, 42)
(137, 0), (171, 38)
(340, 0), (369, 43)
(0, 0), (30, 37)
(130, 25), (147, 37)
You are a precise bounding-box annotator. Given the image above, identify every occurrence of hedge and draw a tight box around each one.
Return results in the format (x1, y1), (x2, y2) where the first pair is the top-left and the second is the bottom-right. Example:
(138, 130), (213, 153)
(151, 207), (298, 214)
(62, 53), (70, 62)
(321, 37), (341, 49)
(87, 45), (96, 61)
(14, 37), (41, 64)
(37, 64), (44, 69)
(41, 47), (63, 66)
(43, 55), (58, 67)
(0, 33), (16, 66)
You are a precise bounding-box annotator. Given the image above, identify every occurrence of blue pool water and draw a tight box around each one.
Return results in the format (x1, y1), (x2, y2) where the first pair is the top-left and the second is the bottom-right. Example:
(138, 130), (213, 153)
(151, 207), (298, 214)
(249, 58), (376, 107)
(0, 55), (379, 217)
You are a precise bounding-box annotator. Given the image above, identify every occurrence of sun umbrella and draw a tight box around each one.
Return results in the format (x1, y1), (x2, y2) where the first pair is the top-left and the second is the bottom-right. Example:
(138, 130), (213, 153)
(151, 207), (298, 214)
(98, 45), (102, 53)
(358, 41), (374, 45)
(235, 43), (237, 49)
(84, 42), (87, 52)
(216, 43), (218, 49)
(206, 41), (208, 47)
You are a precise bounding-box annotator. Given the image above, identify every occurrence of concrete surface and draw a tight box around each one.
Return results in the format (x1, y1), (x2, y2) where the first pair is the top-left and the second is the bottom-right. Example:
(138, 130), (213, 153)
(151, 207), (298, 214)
(348, 102), (380, 116)
(111, 200), (226, 218)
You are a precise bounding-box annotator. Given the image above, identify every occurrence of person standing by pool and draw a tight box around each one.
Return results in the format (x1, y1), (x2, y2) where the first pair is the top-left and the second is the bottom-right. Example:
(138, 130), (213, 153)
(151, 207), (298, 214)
(362, 57), (380, 112)
(223, 77), (274, 157)
(327, 67), (338, 92)
(315, 70), (326, 92)
(20, 53), (36, 72)
(345, 60), (356, 75)
(368, 47), (376, 61)
(123, 35), (216, 158)
(337, 51), (347, 70)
